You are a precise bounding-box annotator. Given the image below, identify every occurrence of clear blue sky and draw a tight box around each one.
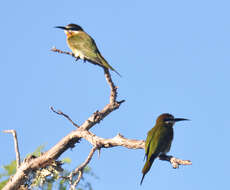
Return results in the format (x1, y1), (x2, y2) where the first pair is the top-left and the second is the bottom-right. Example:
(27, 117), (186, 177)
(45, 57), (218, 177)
(0, 0), (229, 189)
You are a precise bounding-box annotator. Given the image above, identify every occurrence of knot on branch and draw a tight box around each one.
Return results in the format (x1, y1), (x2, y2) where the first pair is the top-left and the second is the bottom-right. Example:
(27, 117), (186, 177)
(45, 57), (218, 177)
(24, 155), (37, 163)
(111, 100), (125, 110)
(92, 110), (103, 123)
(66, 138), (81, 149)
(116, 133), (124, 138)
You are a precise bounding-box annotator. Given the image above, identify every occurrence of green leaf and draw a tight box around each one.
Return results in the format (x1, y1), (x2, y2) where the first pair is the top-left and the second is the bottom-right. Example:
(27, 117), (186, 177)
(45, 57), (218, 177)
(47, 182), (53, 190)
(2, 160), (16, 176)
(29, 144), (46, 157)
(59, 183), (67, 190)
(0, 179), (9, 189)
(83, 166), (91, 173)
(61, 158), (71, 164)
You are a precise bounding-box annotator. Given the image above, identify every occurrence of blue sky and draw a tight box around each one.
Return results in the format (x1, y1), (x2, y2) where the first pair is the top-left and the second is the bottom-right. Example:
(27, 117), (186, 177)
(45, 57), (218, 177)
(0, 0), (229, 189)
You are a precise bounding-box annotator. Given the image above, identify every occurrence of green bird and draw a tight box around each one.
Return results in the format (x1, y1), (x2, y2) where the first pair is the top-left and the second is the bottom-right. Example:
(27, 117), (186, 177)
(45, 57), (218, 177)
(140, 113), (188, 185)
(55, 23), (121, 76)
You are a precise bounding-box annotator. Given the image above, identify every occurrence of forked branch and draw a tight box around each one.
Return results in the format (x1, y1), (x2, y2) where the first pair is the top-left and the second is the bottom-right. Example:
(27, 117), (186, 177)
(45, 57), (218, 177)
(69, 146), (97, 189)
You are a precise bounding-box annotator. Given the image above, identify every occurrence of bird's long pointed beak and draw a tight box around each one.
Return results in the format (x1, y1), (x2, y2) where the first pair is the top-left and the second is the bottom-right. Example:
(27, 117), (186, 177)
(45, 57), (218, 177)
(174, 118), (189, 122)
(55, 26), (67, 30)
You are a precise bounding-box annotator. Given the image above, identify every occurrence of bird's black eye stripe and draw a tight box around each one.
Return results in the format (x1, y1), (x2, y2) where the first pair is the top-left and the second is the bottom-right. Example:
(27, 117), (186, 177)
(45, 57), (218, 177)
(164, 118), (173, 122)
(67, 25), (83, 31)
(68, 27), (76, 30)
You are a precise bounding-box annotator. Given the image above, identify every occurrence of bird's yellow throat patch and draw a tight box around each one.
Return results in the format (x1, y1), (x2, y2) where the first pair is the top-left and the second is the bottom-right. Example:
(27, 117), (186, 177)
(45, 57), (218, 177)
(66, 31), (74, 37)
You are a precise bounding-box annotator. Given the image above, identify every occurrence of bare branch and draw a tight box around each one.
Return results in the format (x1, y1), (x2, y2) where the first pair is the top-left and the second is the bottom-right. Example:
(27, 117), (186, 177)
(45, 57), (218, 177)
(76, 65), (125, 131)
(69, 146), (97, 189)
(51, 46), (103, 67)
(50, 106), (79, 128)
(80, 131), (145, 149)
(103, 68), (117, 103)
(3, 130), (21, 169)
(71, 170), (82, 190)
(51, 47), (75, 57)
(159, 154), (192, 168)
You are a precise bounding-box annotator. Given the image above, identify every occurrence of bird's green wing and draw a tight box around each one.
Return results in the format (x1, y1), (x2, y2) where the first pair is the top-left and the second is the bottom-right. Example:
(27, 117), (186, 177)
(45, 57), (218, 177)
(148, 126), (173, 159)
(146, 126), (172, 160)
(142, 125), (173, 185)
(145, 127), (158, 159)
(141, 127), (159, 184)
(68, 32), (101, 63)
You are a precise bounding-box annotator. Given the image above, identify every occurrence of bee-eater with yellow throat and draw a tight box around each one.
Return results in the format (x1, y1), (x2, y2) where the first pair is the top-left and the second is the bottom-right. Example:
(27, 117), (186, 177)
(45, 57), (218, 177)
(55, 23), (121, 76)
(140, 113), (188, 185)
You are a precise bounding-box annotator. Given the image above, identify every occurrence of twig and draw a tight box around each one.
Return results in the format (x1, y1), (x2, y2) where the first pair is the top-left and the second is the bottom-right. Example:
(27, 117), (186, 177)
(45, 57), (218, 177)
(50, 106), (79, 128)
(71, 170), (82, 190)
(103, 68), (117, 103)
(159, 154), (192, 168)
(3, 130), (21, 169)
(69, 146), (97, 189)
(51, 46), (103, 67)
(51, 47), (75, 57)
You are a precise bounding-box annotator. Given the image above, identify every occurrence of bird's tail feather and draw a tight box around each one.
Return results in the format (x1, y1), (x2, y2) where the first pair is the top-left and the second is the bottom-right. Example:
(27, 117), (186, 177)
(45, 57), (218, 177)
(99, 54), (122, 77)
(140, 155), (156, 185)
(140, 173), (146, 185)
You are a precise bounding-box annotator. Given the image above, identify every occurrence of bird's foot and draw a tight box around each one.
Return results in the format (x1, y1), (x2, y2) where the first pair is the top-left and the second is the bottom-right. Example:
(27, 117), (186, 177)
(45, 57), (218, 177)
(75, 57), (80, 62)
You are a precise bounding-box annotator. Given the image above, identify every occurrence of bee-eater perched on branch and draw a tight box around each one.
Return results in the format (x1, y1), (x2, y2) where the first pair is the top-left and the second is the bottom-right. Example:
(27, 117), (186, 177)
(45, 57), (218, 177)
(140, 113), (189, 185)
(55, 23), (121, 76)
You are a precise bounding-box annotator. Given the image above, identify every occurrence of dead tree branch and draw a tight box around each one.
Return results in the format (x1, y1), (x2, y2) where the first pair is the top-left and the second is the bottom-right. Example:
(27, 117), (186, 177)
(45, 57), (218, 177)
(50, 106), (79, 128)
(159, 154), (192, 168)
(3, 130), (21, 169)
(69, 146), (97, 189)
(51, 47), (75, 57)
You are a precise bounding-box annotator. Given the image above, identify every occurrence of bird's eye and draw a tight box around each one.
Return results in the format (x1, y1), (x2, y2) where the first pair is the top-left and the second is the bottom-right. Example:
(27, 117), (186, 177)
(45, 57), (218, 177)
(164, 118), (173, 124)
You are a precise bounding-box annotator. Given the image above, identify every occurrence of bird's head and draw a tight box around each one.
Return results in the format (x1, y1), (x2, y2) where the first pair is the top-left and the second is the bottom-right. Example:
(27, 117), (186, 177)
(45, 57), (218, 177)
(55, 23), (84, 36)
(156, 113), (189, 127)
